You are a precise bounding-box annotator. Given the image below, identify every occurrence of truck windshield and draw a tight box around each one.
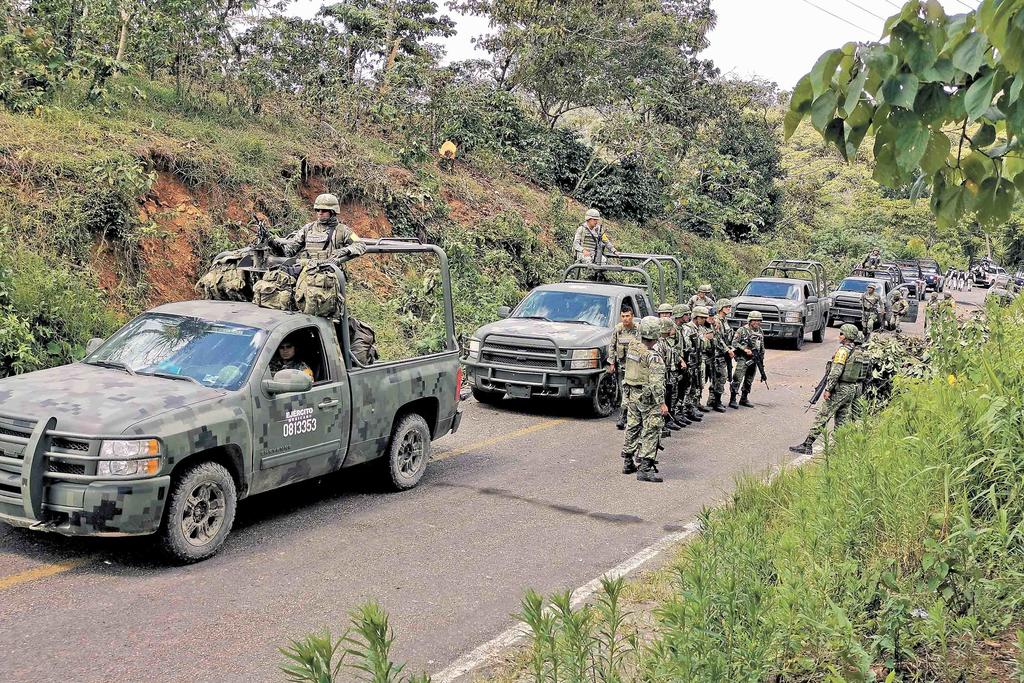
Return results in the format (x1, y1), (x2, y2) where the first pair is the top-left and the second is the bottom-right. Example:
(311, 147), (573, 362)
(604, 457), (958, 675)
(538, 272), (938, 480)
(838, 279), (872, 293)
(741, 281), (799, 300)
(86, 313), (266, 390)
(515, 291), (612, 326)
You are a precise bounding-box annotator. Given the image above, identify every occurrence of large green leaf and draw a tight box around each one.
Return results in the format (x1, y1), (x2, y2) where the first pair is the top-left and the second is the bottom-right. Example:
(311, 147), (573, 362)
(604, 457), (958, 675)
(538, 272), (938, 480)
(975, 176), (1016, 226)
(914, 82), (948, 123)
(811, 90), (839, 132)
(881, 73), (920, 108)
(791, 75), (813, 114)
(972, 122), (996, 148)
(845, 122), (870, 160)
(842, 69), (869, 117)
(783, 109), (803, 140)
(921, 57), (955, 83)
(865, 46), (899, 80)
(965, 70), (997, 121)
(810, 49), (844, 98)
(894, 114), (931, 173)
(1010, 75), (1024, 105)
(951, 32), (988, 76)
(920, 130), (951, 173)
(961, 151), (991, 186)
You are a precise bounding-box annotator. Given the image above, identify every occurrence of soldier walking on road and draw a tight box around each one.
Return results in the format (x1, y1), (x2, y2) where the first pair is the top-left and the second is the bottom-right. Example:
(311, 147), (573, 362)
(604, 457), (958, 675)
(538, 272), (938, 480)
(790, 324), (865, 454)
(730, 310), (765, 409)
(620, 316), (668, 483)
(861, 283), (883, 338)
(572, 209), (617, 265)
(709, 299), (735, 412)
(888, 288), (908, 332)
(608, 305), (639, 430)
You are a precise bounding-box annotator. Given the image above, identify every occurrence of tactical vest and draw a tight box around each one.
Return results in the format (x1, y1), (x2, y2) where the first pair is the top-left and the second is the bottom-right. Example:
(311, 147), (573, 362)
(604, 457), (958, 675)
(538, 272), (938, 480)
(839, 347), (865, 382)
(299, 223), (338, 258)
(624, 342), (652, 385)
(614, 323), (639, 360)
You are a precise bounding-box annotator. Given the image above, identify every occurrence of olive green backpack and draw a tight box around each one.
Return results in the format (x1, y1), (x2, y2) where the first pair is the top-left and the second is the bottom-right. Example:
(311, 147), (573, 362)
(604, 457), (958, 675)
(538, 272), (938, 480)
(195, 251), (249, 301)
(253, 268), (297, 311)
(295, 262), (344, 319)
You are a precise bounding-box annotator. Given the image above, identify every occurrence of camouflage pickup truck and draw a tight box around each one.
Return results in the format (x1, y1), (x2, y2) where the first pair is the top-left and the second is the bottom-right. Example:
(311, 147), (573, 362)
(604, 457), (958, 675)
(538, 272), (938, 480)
(0, 240), (462, 562)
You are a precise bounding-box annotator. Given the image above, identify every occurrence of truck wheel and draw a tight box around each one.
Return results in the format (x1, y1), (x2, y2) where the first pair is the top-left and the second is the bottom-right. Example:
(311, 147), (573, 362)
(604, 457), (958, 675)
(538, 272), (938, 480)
(159, 461), (237, 564)
(591, 372), (617, 417)
(790, 326), (805, 350)
(472, 387), (504, 405)
(384, 413), (431, 491)
(812, 321), (825, 343)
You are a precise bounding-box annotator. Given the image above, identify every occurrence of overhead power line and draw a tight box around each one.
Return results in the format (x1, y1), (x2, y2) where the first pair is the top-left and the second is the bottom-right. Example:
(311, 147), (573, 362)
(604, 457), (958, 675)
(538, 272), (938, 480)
(797, 0), (875, 35)
(953, 1), (977, 11)
(843, 0), (885, 20)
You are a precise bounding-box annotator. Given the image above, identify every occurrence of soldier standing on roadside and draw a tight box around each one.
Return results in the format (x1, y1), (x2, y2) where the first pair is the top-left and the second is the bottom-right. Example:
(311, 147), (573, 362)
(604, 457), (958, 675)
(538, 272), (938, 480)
(708, 299), (735, 412)
(620, 316), (668, 483)
(657, 312), (684, 433)
(608, 305), (640, 430)
(685, 306), (712, 418)
(572, 209), (617, 265)
(671, 305), (693, 426)
(861, 283), (883, 338)
(888, 288), (909, 332)
(789, 324), (865, 454)
(729, 310), (765, 409)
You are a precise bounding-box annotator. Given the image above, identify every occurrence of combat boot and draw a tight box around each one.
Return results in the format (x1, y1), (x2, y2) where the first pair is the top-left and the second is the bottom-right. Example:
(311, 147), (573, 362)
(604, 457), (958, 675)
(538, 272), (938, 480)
(621, 454), (637, 474)
(615, 408), (626, 430)
(636, 459), (663, 483)
(712, 393), (726, 412)
(661, 427), (671, 438)
(687, 407), (703, 422)
(739, 391), (754, 408)
(665, 416), (682, 431)
(697, 402), (711, 413)
(728, 390), (739, 409)
(674, 410), (692, 426)
(788, 437), (815, 455)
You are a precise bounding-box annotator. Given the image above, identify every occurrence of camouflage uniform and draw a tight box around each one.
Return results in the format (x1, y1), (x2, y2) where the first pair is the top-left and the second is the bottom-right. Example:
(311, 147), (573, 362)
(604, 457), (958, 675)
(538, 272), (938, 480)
(609, 319), (640, 429)
(275, 219), (366, 260)
(572, 210), (616, 265)
(791, 324), (865, 453)
(621, 317), (666, 482)
(730, 313), (765, 408)
(682, 312), (707, 420)
(672, 306), (694, 422)
(687, 285), (714, 311)
(657, 315), (681, 433)
(888, 290), (908, 331)
(709, 301), (734, 410)
(269, 356), (313, 380)
(861, 286), (883, 334)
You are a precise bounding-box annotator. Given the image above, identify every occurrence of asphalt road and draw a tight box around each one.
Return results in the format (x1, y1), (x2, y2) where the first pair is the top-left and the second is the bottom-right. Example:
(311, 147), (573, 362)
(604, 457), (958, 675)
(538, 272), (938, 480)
(0, 289), (976, 682)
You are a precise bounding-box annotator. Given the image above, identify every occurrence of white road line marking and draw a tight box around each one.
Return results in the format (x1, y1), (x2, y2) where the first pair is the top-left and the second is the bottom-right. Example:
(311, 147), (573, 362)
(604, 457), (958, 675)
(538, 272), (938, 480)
(432, 450), (818, 682)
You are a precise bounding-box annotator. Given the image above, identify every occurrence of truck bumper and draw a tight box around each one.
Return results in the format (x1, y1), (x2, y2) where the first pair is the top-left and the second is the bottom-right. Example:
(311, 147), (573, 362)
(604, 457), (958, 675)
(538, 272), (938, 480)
(0, 476), (170, 537)
(728, 320), (803, 338)
(465, 363), (601, 399)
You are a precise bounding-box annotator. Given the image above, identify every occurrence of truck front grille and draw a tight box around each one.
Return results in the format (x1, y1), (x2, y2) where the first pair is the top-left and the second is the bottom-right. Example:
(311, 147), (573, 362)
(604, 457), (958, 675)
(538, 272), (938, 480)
(47, 461), (86, 476)
(480, 341), (570, 370)
(733, 305), (781, 323)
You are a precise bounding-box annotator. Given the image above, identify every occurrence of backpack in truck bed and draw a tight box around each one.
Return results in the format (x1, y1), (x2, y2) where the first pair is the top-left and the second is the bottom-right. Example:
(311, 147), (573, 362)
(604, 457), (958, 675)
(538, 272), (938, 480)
(295, 262), (344, 319)
(195, 249), (250, 301)
(349, 317), (379, 365)
(253, 267), (297, 311)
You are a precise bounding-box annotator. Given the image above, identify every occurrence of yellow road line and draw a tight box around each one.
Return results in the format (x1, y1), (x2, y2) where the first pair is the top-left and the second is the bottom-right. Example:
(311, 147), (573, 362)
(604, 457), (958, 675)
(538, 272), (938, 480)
(0, 556), (94, 591)
(434, 418), (566, 462)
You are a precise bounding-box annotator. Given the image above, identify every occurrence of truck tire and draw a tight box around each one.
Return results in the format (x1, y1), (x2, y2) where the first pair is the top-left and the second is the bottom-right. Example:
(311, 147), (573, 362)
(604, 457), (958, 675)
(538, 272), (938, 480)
(590, 371), (617, 417)
(472, 387), (504, 405)
(159, 461), (237, 564)
(812, 319), (825, 343)
(790, 326), (805, 350)
(384, 413), (431, 491)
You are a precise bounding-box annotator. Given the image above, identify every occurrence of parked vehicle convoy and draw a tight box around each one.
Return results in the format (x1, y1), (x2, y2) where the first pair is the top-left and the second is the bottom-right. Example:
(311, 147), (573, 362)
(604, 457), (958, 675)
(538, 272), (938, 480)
(829, 267), (918, 329)
(727, 260), (832, 350)
(919, 259), (945, 292)
(893, 260), (926, 300)
(0, 240), (462, 562)
(463, 255), (679, 416)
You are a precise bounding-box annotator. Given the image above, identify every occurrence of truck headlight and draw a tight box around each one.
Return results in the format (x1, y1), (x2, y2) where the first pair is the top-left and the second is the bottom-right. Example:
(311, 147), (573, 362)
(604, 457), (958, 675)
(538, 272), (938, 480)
(783, 311), (802, 323)
(570, 348), (600, 370)
(468, 338), (481, 360)
(98, 439), (161, 477)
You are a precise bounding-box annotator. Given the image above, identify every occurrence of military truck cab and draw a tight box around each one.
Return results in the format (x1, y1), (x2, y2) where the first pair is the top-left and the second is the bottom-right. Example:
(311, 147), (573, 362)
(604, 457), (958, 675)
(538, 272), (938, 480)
(0, 240), (462, 562)
(829, 273), (918, 329)
(727, 260), (832, 350)
(464, 258), (676, 416)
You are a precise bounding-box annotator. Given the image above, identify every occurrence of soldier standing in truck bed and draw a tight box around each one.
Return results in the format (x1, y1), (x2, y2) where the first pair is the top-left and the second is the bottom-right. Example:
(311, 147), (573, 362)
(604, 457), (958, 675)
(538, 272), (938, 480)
(270, 193), (366, 261)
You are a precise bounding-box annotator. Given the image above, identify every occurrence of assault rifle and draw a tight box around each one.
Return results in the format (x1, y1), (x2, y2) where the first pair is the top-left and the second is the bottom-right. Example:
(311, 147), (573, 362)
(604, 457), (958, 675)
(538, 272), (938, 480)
(754, 348), (769, 390)
(805, 361), (832, 412)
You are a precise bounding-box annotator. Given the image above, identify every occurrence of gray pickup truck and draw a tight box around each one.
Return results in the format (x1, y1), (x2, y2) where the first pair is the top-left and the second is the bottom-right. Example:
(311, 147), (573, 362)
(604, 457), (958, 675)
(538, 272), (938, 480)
(727, 260), (832, 350)
(463, 257), (678, 416)
(0, 240), (461, 562)
(829, 269), (918, 329)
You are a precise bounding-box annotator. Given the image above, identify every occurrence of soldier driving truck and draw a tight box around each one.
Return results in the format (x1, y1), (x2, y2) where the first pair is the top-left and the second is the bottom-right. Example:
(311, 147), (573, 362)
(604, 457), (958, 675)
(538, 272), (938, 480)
(0, 238), (462, 563)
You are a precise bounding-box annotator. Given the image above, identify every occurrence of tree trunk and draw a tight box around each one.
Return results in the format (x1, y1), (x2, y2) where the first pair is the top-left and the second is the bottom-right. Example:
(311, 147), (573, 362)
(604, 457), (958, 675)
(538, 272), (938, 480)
(115, 7), (131, 62)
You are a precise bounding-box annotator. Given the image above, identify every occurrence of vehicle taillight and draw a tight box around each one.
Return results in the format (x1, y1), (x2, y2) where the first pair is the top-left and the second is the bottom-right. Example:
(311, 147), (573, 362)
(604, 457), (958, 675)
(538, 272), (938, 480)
(455, 367), (463, 403)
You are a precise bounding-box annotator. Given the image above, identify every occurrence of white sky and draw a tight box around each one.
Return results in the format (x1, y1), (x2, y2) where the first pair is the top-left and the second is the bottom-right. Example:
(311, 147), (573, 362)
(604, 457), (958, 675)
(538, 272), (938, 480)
(289, 0), (977, 89)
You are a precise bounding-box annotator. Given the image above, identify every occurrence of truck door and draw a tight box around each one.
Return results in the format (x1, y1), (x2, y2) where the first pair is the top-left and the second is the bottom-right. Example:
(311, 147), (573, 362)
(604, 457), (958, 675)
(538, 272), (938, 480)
(804, 284), (818, 325)
(251, 326), (350, 492)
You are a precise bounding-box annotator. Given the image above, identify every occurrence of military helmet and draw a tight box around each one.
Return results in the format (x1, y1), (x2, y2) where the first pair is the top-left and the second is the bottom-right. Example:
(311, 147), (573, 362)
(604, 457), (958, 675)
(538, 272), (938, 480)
(866, 282), (877, 290)
(639, 316), (661, 340)
(660, 317), (675, 333)
(746, 310), (763, 321)
(657, 303), (674, 314)
(585, 208), (602, 220)
(672, 304), (690, 318)
(313, 193), (341, 213)
(692, 305), (710, 317)
(716, 298), (732, 309)
(698, 284), (712, 294)
(840, 323), (859, 339)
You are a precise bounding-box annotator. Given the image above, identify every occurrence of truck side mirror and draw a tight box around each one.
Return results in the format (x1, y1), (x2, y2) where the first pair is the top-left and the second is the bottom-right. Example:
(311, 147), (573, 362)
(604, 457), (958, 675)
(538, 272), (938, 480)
(263, 369), (313, 395)
(496, 306), (511, 319)
(806, 296), (819, 304)
(85, 338), (104, 355)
